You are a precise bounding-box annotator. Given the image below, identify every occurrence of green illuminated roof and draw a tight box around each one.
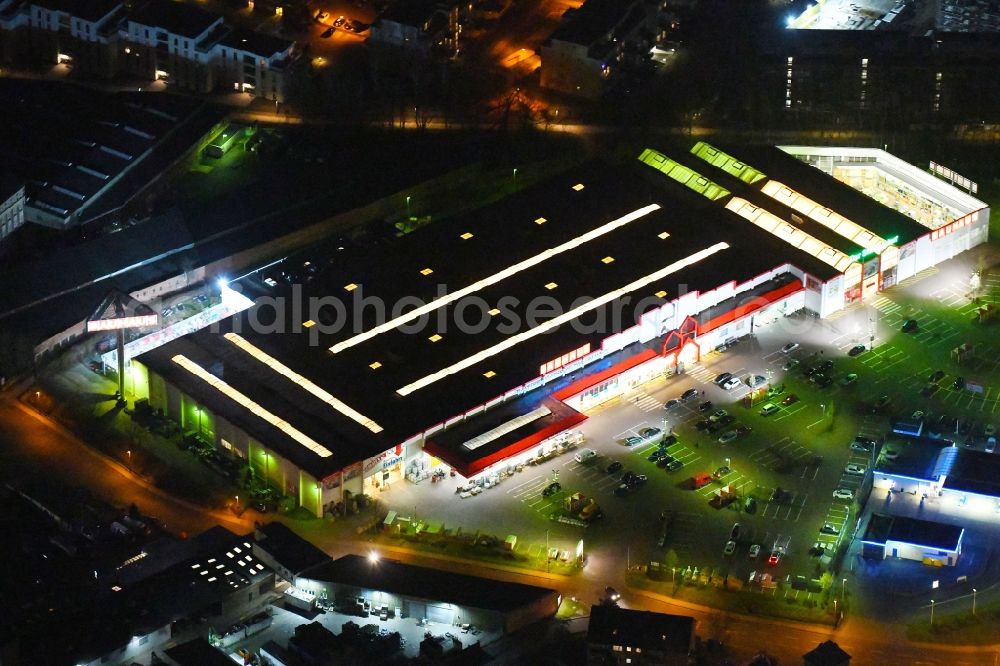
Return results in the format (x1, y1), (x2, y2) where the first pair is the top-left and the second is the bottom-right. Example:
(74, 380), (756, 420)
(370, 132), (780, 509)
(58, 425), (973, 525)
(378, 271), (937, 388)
(690, 141), (767, 185)
(638, 148), (730, 201)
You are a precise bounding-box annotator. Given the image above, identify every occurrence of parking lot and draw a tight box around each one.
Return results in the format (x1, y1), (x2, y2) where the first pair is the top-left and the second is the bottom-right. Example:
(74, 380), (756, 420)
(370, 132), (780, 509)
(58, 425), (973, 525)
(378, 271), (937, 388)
(378, 249), (1000, 617)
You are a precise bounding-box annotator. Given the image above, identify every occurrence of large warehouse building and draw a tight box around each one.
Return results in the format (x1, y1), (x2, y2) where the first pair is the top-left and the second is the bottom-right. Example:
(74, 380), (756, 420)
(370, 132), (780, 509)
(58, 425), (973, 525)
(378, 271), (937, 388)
(127, 143), (989, 516)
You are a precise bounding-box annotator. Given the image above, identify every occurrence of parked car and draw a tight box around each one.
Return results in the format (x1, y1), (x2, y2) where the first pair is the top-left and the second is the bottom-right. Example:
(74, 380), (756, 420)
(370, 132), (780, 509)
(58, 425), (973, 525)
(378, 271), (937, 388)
(606, 461), (622, 474)
(542, 482), (562, 497)
(724, 540), (737, 556)
(736, 425), (752, 437)
(782, 393), (799, 406)
(730, 523), (742, 540)
(722, 377), (742, 390)
(661, 434), (678, 447)
(953, 376), (966, 390)
(719, 430), (738, 444)
(767, 384), (786, 397)
(848, 344), (866, 357)
(760, 403), (780, 416)
(320, 27), (334, 37)
(902, 318), (919, 333)
(648, 449), (666, 462)
(656, 455), (674, 468)
(840, 373), (858, 386)
(681, 388), (699, 401)
(781, 342), (800, 354)
(698, 400), (713, 412)
(664, 399), (680, 410)
(783, 358), (800, 371)
(709, 409), (729, 422)
(832, 488), (854, 500)
(666, 459), (683, 471)
(987, 437), (997, 454)
(985, 424), (997, 437)
(870, 395), (891, 413)
(639, 427), (661, 439)
(749, 544), (761, 558)
(713, 372), (733, 386)
(768, 548), (784, 565)
(626, 474), (648, 489)
(845, 463), (866, 475)
(574, 448), (598, 463)
(921, 383), (939, 397)
(695, 419), (711, 431)
(745, 374), (767, 388)
(814, 374), (833, 388)
(929, 370), (945, 382)
(820, 523), (839, 535)
(605, 586), (621, 602)
(744, 496), (757, 513)
(621, 436), (642, 447)
(850, 440), (872, 453)
(333, 15), (346, 27)
(819, 359), (834, 373)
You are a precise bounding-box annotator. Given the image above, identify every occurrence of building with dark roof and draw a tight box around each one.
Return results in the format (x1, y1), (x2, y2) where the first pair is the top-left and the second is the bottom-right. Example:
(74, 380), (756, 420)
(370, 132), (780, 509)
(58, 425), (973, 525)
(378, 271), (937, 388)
(253, 521), (332, 581)
(586, 605), (695, 665)
(861, 513), (964, 566)
(0, 171), (25, 245)
(369, 0), (461, 57)
(296, 554), (558, 633)
(161, 638), (238, 666)
(128, 0), (221, 39)
(803, 640), (851, 666)
(0, 80), (216, 232)
(540, 0), (662, 99)
(125, 143), (987, 516)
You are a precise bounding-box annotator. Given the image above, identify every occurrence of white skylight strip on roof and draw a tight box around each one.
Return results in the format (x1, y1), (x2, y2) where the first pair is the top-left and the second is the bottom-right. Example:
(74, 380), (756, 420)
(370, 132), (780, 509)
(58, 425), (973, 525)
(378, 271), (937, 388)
(462, 406), (552, 451)
(224, 333), (383, 433)
(396, 242), (729, 396)
(761, 180), (890, 252)
(330, 204), (662, 354)
(725, 197), (857, 274)
(171, 354), (333, 458)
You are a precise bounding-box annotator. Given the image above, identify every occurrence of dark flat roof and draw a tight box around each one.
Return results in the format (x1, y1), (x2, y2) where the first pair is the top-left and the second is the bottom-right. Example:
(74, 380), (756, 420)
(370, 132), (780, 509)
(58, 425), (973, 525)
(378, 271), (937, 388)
(139, 159), (840, 478)
(587, 605), (694, 653)
(32, 0), (122, 22)
(730, 145), (928, 246)
(165, 639), (239, 666)
(874, 435), (952, 481)
(549, 0), (636, 47)
(379, 0), (439, 27)
(255, 522), (331, 576)
(804, 640), (852, 666)
(219, 28), (294, 58)
(863, 513), (962, 550)
(306, 554), (556, 612)
(129, 0), (221, 38)
(942, 449), (1000, 497)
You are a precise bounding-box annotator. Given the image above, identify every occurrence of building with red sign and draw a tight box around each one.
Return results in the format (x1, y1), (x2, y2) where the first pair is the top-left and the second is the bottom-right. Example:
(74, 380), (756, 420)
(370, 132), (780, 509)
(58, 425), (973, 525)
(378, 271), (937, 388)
(131, 143), (987, 516)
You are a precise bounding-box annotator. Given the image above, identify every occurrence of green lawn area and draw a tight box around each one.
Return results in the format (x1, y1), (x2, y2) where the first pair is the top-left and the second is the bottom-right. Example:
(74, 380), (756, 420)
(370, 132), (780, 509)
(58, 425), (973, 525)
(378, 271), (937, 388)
(556, 596), (589, 620)
(626, 571), (838, 625)
(907, 602), (1000, 644)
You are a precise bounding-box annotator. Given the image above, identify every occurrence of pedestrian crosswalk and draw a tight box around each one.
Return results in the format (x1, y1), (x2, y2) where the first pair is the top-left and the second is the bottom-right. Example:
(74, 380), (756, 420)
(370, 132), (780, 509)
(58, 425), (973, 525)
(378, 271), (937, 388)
(632, 392), (661, 412)
(870, 296), (902, 315)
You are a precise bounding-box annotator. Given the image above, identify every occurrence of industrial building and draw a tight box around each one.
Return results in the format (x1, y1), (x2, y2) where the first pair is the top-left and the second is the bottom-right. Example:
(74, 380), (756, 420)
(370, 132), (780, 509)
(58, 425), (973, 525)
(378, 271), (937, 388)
(872, 435), (1000, 515)
(294, 554), (559, 634)
(126, 142), (987, 516)
(585, 605), (695, 665)
(861, 513), (964, 566)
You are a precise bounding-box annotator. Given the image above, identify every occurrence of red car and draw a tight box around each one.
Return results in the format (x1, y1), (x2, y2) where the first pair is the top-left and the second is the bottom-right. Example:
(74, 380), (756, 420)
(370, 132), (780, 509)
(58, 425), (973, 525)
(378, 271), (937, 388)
(782, 394), (799, 406)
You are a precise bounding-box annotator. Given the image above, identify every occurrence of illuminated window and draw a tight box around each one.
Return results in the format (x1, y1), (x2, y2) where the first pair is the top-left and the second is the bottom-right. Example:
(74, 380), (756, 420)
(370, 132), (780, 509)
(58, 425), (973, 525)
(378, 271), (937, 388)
(428, 334), (442, 342)
(488, 308), (501, 316)
(483, 370), (496, 378)
(302, 320), (316, 328)
(420, 267), (434, 276)
(369, 361), (382, 369)
(601, 256), (615, 264)
(545, 282), (558, 290)
(460, 232), (474, 239)
(344, 283), (358, 292)
(535, 217), (547, 225)
(572, 183), (585, 191)
(658, 231), (670, 239)
(655, 290), (667, 298)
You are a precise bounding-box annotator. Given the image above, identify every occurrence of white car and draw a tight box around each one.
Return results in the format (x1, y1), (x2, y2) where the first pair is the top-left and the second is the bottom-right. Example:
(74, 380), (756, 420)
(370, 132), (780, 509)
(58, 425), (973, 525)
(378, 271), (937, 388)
(987, 437), (997, 454)
(722, 377), (742, 391)
(780, 342), (800, 354)
(724, 540), (737, 556)
(845, 463), (866, 475)
(832, 488), (854, 500)
(574, 448), (598, 463)
(749, 544), (760, 558)
(709, 409), (729, 422)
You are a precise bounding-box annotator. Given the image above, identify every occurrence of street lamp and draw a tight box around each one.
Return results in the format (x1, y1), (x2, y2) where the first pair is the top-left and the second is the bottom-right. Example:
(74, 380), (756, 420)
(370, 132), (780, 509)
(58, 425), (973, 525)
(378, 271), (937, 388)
(195, 406), (203, 436)
(930, 599), (935, 626)
(973, 588), (977, 615)
(126, 450), (132, 465)
(513, 168), (518, 187)
(406, 196), (411, 218)
(841, 578), (847, 604)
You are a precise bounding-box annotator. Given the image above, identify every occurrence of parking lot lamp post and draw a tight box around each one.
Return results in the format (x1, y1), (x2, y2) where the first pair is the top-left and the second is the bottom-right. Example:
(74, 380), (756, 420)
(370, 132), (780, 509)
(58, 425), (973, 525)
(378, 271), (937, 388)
(841, 578), (846, 605)
(930, 599), (935, 626)
(406, 196), (411, 218)
(513, 168), (518, 187)
(196, 406), (203, 436)
(973, 588), (977, 615)
(821, 403), (827, 416)
(545, 530), (550, 572)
